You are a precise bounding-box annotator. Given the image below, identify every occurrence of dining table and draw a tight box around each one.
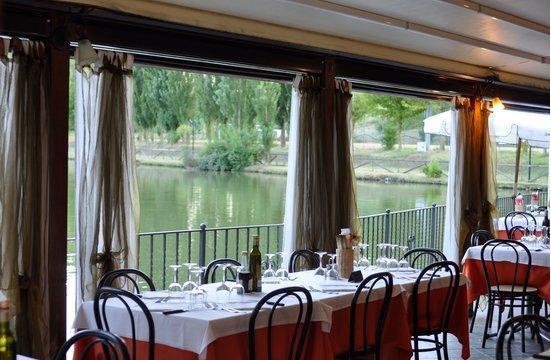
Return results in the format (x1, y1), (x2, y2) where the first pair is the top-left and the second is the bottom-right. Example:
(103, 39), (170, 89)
(496, 214), (544, 238)
(462, 244), (550, 304)
(73, 268), (470, 360)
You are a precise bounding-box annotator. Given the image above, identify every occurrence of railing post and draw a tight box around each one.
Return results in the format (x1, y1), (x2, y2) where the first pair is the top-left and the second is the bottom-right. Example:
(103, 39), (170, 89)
(384, 209), (391, 244)
(199, 223), (207, 267)
(431, 203), (437, 249)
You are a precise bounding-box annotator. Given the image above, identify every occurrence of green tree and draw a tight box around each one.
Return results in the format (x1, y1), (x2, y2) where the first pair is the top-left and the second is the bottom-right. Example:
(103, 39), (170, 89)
(253, 81), (280, 159)
(68, 59), (75, 131)
(275, 83), (291, 147)
(194, 74), (221, 141)
(215, 77), (256, 130)
(351, 92), (371, 126)
(133, 67), (158, 140)
(363, 94), (427, 149)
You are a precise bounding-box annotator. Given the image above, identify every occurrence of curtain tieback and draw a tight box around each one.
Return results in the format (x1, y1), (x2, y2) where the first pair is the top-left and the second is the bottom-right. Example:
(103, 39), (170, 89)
(92, 250), (122, 271)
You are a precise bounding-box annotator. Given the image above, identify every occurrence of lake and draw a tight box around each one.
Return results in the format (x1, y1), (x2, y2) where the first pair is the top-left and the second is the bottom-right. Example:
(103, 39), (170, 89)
(67, 164), (447, 236)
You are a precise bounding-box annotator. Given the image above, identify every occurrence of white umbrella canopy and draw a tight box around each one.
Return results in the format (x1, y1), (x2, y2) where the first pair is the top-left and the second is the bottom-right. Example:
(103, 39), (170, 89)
(423, 109), (550, 148)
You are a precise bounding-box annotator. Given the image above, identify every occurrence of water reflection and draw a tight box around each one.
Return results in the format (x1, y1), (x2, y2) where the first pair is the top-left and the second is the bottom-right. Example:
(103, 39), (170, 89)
(67, 164), (447, 236)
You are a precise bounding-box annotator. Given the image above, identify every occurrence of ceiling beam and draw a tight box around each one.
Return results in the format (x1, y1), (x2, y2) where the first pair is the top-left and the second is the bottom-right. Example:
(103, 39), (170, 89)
(437, 0), (549, 35)
(287, 0), (550, 64)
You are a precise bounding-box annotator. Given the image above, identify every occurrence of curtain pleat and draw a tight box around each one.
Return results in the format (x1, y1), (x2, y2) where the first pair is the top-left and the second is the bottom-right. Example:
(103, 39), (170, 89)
(0, 37), (53, 358)
(291, 75), (358, 253)
(443, 96), (497, 263)
(76, 51), (139, 301)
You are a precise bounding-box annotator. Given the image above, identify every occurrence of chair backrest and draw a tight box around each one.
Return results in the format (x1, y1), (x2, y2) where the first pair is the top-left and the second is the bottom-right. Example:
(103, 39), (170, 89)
(348, 272), (393, 360)
(94, 287), (155, 360)
(400, 248), (447, 269)
(288, 249), (320, 272)
(98, 269), (156, 293)
(248, 286), (313, 360)
(55, 329), (131, 360)
(508, 225), (526, 240)
(470, 229), (494, 246)
(204, 258), (240, 283)
(481, 239), (531, 296)
(411, 261), (460, 336)
(496, 314), (549, 360)
(504, 211), (536, 237)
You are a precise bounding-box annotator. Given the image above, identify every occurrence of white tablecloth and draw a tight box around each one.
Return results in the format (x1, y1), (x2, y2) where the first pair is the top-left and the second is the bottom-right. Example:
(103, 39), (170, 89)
(497, 215), (543, 231)
(73, 269), (466, 359)
(462, 245), (550, 268)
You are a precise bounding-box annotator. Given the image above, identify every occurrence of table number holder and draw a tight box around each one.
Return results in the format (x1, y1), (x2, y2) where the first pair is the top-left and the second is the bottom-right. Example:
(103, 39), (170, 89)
(336, 229), (360, 279)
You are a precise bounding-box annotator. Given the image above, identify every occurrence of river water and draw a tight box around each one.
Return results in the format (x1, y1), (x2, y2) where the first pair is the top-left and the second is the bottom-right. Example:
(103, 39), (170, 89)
(67, 164), (447, 236)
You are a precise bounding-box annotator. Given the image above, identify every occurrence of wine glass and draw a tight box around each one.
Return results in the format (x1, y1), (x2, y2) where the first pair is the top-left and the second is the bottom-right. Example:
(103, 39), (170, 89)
(168, 265), (183, 298)
(215, 264), (231, 302)
(275, 252), (290, 280)
(398, 246), (409, 268)
(314, 251), (327, 276)
(229, 265), (245, 302)
(189, 266), (206, 309)
(263, 254), (276, 278)
(181, 262), (198, 292)
(357, 243), (370, 269)
(326, 254), (339, 280)
(376, 244), (388, 268)
(386, 245), (399, 269)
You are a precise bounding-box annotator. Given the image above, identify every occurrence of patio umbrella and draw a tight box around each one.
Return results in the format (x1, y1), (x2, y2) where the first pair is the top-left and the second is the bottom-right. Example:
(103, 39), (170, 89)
(423, 109), (550, 195)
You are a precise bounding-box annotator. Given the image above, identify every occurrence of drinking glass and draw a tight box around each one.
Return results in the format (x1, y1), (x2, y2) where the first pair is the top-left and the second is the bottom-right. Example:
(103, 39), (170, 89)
(326, 254), (339, 280)
(398, 246), (409, 268)
(275, 252), (290, 280)
(182, 262), (198, 292)
(314, 251), (327, 276)
(189, 266), (206, 309)
(357, 243), (370, 269)
(376, 244), (388, 268)
(229, 265), (245, 302)
(539, 226), (549, 248)
(263, 254), (276, 278)
(215, 264), (231, 302)
(168, 265), (183, 298)
(386, 245), (399, 269)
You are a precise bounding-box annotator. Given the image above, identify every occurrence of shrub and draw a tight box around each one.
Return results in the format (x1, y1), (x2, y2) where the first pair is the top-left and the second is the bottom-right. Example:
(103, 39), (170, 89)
(197, 127), (263, 171)
(422, 160), (444, 178)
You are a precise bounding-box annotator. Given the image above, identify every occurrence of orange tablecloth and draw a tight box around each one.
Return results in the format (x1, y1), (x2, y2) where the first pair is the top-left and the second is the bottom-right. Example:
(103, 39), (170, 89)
(497, 230), (541, 239)
(463, 258), (550, 304)
(75, 284), (470, 359)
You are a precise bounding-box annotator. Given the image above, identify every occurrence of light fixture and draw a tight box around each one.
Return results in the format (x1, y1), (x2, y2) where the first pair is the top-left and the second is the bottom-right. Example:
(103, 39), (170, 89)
(76, 38), (99, 69)
(491, 97), (505, 111)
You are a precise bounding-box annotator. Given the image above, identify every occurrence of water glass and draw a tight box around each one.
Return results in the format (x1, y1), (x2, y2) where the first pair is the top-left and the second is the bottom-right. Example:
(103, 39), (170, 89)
(386, 245), (399, 269)
(182, 262), (198, 292)
(325, 254), (339, 280)
(229, 265), (245, 302)
(168, 265), (183, 299)
(357, 243), (370, 269)
(189, 267), (206, 309)
(314, 251), (327, 276)
(398, 246), (409, 268)
(275, 252), (290, 280)
(263, 254), (276, 278)
(215, 264), (231, 302)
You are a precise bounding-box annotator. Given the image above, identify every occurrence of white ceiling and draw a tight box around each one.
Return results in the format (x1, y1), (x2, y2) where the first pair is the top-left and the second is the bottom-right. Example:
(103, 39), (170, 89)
(159, 0), (550, 80)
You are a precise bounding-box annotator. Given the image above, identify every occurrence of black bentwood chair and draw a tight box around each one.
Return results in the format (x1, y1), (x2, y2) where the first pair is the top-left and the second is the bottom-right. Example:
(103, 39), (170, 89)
(400, 248), (447, 269)
(248, 286), (313, 360)
(98, 268), (156, 293)
(94, 287), (155, 360)
(469, 229), (494, 333)
(410, 261), (460, 360)
(203, 258), (241, 283)
(508, 225), (527, 240)
(504, 211), (537, 239)
(496, 314), (550, 360)
(481, 239), (540, 351)
(335, 272), (393, 360)
(55, 329), (131, 360)
(288, 249), (320, 272)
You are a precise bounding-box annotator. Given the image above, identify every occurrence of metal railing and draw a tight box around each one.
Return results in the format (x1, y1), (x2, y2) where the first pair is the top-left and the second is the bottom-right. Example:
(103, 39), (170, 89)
(67, 191), (547, 288)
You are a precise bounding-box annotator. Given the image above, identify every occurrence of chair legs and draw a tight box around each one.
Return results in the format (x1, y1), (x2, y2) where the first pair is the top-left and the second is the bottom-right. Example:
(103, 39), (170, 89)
(434, 334), (441, 360)
(470, 297), (479, 333)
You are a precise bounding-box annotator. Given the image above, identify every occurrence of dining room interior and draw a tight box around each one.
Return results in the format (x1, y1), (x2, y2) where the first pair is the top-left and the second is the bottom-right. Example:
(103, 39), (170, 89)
(0, 0), (550, 359)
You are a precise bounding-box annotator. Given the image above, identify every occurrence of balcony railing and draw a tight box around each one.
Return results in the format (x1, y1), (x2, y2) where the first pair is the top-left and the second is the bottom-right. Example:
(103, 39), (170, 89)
(495, 191), (548, 216)
(67, 191), (547, 289)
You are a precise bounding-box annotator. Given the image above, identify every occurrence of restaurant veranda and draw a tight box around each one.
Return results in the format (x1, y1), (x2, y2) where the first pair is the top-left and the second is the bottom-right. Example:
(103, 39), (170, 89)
(0, 1), (550, 359)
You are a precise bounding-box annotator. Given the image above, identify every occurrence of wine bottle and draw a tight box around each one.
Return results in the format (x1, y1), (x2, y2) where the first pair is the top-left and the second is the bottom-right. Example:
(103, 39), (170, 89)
(249, 235), (262, 292)
(0, 300), (15, 360)
(543, 210), (550, 236)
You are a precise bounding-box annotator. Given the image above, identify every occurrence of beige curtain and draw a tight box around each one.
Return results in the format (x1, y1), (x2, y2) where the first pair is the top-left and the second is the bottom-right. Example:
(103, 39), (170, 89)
(443, 96), (497, 263)
(293, 75), (358, 252)
(76, 50), (139, 301)
(0, 38), (54, 358)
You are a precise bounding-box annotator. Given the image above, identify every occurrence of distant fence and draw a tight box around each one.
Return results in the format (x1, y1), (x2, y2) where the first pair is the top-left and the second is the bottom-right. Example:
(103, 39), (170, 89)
(67, 192), (547, 289)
